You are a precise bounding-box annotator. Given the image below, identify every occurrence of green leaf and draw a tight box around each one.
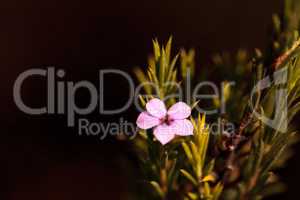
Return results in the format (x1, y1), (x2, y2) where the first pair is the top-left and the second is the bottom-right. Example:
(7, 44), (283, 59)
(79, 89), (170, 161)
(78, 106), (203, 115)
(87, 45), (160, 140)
(187, 192), (198, 200)
(261, 133), (293, 173)
(180, 169), (198, 186)
(182, 142), (194, 165)
(149, 181), (164, 198)
(212, 182), (223, 200)
(152, 39), (161, 61)
(204, 159), (215, 175)
(165, 36), (173, 63)
(201, 174), (216, 182)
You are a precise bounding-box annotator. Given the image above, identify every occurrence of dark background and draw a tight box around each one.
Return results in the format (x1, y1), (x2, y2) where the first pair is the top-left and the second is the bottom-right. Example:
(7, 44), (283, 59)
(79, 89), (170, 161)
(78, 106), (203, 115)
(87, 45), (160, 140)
(1, 0), (298, 199)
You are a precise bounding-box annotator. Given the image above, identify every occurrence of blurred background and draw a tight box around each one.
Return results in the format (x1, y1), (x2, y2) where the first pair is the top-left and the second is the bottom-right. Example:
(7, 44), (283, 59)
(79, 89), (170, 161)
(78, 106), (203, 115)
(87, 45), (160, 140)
(1, 0), (297, 199)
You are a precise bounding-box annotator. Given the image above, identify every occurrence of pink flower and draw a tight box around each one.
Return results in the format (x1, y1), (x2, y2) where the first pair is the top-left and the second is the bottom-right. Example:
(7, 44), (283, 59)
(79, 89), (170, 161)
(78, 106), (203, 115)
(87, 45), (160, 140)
(136, 98), (194, 145)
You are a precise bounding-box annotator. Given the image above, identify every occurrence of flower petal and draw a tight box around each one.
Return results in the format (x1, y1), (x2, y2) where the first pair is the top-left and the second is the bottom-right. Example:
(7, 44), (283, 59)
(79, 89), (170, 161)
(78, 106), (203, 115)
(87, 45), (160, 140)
(172, 119), (194, 136)
(136, 112), (160, 129)
(153, 124), (175, 145)
(146, 98), (167, 118)
(167, 102), (191, 120)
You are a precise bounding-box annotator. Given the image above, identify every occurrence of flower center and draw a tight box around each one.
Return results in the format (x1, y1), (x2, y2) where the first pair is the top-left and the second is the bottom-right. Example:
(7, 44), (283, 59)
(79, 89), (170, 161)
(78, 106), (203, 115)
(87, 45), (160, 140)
(161, 115), (174, 125)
